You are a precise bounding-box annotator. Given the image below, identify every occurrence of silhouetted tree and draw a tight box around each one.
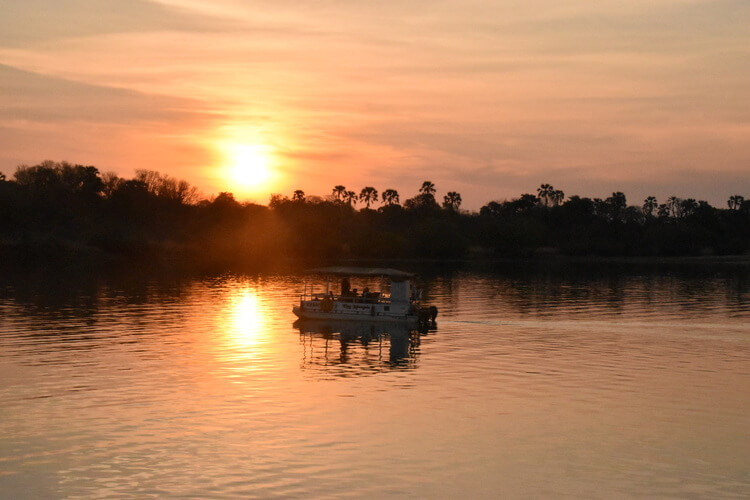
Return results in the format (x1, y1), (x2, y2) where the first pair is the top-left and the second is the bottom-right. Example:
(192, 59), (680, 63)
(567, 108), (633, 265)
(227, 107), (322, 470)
(292, 190), (306, 202)
(728, 195), (744, 210)
(269, 193), (289, 208)
(667, 196), (682, 218)
(101, 171), (123, 198)
(537, 184), (554, 207)
(213, 192), (240, 208)
(14, 161), (104, 199)
(517, 194), (539, 213)
(332, 185), (346, 202)
(657, 203), (670, 218)
(13, 161), (59, 188)
(135, 169), (198, 204)
(382, 189), (400, 206)
(359, 186), (378, 209)
(2, 159), (749, 262)
(406, 181), (439, 210)
(419, 181), (436, 196)
(504, 194), (539, 214)
(344, 190), (357, 206)
(551, 189), (565, 207)
(681, 198), (698, 217)
(643, 196), (657, 217)
(479, 201), (502, 217)
(562, 195), (595, 217)
(405, 193), (439, 211)
(600, 192), (627, 222)
(443, 191), (462, 210)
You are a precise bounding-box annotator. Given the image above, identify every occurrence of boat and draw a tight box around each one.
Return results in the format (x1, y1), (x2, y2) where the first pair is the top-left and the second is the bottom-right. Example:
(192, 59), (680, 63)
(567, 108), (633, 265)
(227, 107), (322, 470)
(292, 266), (437, 326)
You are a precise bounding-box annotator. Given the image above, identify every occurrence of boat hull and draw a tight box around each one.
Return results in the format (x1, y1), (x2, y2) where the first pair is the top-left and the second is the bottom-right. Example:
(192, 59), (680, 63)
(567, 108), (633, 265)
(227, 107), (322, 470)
(293, 306), (418, 326)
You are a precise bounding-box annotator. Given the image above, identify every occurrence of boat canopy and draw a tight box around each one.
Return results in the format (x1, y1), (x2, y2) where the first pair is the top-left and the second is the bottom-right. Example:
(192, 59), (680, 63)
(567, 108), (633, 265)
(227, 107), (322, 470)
(306, 266), (414, 278)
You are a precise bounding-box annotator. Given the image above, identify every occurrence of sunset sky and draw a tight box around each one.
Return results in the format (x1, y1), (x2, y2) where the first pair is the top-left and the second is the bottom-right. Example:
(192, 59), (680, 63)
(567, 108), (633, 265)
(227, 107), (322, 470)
(1, 0), (748, 209)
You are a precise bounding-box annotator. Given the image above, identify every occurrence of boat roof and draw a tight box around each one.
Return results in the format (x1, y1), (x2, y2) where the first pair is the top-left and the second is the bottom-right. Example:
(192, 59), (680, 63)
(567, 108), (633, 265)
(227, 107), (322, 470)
(306, 266), (414, 278)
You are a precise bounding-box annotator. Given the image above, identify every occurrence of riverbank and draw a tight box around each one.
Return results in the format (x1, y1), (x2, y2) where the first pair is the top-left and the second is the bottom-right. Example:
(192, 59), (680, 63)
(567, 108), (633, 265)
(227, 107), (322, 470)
(3, 239), (749, 280)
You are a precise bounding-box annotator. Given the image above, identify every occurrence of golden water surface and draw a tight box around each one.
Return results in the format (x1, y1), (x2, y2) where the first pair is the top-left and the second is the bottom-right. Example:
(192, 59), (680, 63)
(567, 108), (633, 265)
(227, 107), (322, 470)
(1, 262), (749, 498)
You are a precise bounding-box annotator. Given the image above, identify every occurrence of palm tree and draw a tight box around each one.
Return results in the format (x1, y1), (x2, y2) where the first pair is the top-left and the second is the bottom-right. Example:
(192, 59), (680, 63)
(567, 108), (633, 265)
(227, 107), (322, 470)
(657, 203), (670, 218)
(443, 191), (462, 210)
(332, 185), (346, 202)
(551, 189), (565, 206)
(359, 186), (378, 209)
(681, 198), (698, 217)
(344, 190), (357, 207)
(537, 184), (554, 206)
(292, 189), (305, 202)
(643, 196), (657, 217)
(667, 196), (681, 218)
(602, 192), (627, 222)
(381, 189), (400, 206)
(728, 195), (744, 210)
(419, 181), (436, 196)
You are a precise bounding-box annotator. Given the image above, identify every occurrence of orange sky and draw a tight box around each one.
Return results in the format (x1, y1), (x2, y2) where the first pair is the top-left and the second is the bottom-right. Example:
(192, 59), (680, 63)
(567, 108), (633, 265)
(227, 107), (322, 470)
(1, 0), (748, 209)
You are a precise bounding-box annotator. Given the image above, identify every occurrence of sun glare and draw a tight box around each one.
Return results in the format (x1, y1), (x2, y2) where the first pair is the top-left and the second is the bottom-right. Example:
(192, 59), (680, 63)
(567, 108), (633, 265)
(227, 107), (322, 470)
(218, 288), (271, 362)
(225, 143), (274, 195)
(231, 289), (266, 341)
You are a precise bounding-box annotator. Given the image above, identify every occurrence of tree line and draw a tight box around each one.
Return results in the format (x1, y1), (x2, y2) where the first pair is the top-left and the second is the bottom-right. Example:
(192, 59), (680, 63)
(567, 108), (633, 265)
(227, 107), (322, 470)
(278, 181), (462, 211)
(1, 161), (748, 266)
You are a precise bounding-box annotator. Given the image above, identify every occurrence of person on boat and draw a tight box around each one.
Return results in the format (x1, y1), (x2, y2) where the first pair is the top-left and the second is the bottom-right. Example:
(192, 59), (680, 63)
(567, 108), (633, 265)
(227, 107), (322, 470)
(341, 277), (351, 295)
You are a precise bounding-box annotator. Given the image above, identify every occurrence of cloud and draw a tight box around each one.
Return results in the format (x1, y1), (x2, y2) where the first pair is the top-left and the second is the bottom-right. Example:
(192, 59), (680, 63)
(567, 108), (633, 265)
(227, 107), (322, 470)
(0, 0), (748, 207)
(0, 64), (220, 181)
(0, 0), (235, 47)
(0, 64), (215, 125)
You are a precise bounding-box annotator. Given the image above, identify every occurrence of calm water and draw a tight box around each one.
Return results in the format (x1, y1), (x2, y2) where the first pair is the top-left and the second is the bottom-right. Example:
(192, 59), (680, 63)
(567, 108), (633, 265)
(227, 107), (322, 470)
(1, 262), (749, 498)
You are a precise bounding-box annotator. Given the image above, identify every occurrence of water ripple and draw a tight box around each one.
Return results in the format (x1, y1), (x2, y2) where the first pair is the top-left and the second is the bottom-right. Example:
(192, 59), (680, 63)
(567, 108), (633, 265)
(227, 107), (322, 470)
(1, 266), (749, 498)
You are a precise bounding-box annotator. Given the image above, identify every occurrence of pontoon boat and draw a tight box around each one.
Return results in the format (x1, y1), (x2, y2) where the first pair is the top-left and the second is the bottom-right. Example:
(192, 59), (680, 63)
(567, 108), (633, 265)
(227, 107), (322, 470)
(292, 267), (437, 325)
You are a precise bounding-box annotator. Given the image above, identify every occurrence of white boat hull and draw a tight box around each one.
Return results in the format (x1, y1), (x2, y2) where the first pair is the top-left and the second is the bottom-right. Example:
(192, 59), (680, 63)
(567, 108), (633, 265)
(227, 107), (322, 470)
(293, 305), (418, 325)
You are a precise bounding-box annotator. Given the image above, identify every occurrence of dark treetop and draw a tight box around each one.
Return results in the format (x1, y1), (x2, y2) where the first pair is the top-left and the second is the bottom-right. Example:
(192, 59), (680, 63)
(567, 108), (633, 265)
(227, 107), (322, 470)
(1, 161), (749, 266)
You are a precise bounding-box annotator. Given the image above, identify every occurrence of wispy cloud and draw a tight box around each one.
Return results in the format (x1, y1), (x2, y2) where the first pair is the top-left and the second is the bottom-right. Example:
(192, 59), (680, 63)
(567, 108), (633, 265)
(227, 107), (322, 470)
(0, 0), (236, 46)
(0, 0), (748, 206)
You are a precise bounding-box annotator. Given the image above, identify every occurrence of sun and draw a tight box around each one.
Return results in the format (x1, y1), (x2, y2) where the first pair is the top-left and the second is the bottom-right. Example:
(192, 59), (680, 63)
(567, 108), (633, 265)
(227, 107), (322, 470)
(225, 143), (273, 193)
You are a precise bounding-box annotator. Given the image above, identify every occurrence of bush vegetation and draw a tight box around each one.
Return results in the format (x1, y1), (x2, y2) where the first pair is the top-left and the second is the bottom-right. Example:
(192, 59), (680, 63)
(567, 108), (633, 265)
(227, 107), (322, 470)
(1, 161), (748, 265)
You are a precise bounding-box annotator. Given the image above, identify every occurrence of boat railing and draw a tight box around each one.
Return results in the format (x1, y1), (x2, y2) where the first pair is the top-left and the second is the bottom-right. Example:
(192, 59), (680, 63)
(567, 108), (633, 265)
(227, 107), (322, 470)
(300, 291), (392, 305)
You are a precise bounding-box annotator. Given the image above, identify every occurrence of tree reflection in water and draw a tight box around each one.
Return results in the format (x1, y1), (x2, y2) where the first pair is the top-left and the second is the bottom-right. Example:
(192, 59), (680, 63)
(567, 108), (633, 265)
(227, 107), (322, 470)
(294, 320), (434, 378)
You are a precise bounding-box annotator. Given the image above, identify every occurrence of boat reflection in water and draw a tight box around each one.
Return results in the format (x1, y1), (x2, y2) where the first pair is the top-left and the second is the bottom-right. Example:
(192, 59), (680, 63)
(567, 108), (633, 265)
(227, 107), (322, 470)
(294, 319), (435, 377)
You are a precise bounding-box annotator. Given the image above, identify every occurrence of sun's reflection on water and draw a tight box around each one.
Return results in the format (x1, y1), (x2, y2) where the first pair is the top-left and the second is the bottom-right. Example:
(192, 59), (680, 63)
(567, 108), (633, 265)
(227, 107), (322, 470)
(231, 289), (265, 341)
(215, 287), (273, 368)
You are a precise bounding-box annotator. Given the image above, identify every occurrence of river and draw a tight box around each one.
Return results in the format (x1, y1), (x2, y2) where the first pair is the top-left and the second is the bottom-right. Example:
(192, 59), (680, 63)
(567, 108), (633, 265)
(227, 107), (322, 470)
(1, 261), (749, 498)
